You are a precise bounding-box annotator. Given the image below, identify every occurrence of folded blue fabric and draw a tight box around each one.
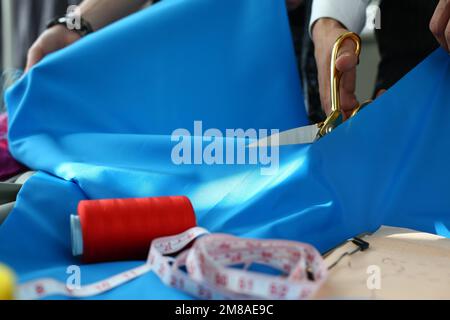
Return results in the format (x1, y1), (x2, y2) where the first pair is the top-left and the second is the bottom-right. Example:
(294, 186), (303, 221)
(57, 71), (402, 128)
(1, 0), (450, 300)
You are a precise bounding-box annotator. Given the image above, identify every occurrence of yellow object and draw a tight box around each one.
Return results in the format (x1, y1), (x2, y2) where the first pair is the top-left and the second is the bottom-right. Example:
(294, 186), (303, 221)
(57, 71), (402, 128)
(0, 264), (15, 300)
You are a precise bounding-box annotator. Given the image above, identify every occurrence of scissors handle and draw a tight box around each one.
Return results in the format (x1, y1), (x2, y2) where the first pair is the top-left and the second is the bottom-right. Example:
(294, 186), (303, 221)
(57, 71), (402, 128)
(318, 32), (362, 138)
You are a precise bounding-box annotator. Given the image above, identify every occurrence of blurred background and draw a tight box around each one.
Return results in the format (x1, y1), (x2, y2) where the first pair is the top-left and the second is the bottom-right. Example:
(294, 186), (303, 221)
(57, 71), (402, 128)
(1, 0), (81, 69)
(0, 0), (79, 112)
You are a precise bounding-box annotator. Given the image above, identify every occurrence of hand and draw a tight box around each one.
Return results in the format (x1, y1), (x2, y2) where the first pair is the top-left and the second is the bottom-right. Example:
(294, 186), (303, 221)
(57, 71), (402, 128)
(25, 25), (81, 72)
(430, 0), (450, 52)
(286, 0), (304, 11)
(312, 18), (359, 119)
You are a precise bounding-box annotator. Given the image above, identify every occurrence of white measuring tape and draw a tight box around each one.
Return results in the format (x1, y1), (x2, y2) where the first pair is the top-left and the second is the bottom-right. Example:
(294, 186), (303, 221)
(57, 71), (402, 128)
(16, 227), (327, 300)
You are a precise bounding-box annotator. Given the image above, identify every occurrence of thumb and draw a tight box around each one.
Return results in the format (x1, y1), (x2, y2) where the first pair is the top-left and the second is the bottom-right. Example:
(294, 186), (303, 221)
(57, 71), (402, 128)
(335, 38), (359, 73)
(25, 46), (44, 73)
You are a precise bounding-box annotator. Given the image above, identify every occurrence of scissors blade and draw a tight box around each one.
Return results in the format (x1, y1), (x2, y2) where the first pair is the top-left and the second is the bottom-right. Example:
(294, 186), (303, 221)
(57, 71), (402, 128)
(249, 124), (320, 147)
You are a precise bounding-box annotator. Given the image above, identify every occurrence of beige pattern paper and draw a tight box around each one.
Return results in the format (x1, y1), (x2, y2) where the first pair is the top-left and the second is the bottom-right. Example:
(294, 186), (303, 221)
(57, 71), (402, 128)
(316, 226), (450, 299)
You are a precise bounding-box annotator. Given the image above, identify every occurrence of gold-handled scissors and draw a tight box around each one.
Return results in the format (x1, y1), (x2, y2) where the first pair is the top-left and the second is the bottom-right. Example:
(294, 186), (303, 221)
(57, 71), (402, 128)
(254, 32), (370, 147)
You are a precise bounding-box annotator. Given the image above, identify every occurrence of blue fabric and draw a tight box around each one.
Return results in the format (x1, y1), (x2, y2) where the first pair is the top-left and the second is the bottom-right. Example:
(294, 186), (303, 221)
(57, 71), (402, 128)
(1, 0), (450, 299)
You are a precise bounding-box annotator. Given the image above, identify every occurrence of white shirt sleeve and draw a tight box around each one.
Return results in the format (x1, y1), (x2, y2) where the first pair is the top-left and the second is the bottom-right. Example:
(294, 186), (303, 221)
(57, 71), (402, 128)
(309, 0), (371, 35)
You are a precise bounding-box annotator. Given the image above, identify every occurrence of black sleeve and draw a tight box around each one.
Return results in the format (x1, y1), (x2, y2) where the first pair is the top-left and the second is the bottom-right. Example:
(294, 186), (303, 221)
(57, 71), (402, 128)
(374, 0), (439, 97)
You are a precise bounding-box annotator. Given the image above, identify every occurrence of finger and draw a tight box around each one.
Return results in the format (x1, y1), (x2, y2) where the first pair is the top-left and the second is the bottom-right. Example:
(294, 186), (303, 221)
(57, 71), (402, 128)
(335, 38), (359, 113)
(316, 51), (332, 115)
(25, 45), (44, 73)
(342, 109), (354, 121)
(321, 39), (358, 115)
(321, 69), (332, 115)
(446, 19), (450, 52)
(335, 38), (359, 73)
(430, 0), (450, 51)
(376, 89), (387, 98)
(320, 71), (332, 115)
(340, 64), (358, 109)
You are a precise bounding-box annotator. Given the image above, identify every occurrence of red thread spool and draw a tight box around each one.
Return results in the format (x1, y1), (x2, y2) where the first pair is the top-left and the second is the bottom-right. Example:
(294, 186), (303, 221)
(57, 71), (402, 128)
(71, 196), (196, 263)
